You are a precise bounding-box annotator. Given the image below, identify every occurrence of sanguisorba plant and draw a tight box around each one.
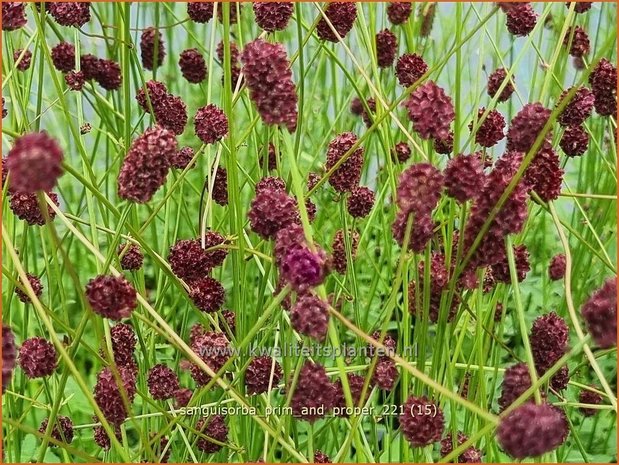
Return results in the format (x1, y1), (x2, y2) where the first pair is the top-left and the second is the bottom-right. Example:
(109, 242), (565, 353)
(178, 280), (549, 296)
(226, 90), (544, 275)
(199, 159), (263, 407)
(1, 2), (617, 463)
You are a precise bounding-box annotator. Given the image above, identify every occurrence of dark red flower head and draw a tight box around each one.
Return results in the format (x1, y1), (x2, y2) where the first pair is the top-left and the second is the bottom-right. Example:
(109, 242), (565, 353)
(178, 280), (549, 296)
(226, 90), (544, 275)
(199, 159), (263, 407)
(399, 396), (444, 447)
(470, 108), (506, 147)
(249, 186), (299, 239)
(567, 2), (593, 13)
(15, 272), (43, 304)
(392, 210), (435, 253)
(396, 53), (428, 87)
(581, 277), (617, 348)
(507, 102), (552, 153)
(499, 362), (533, 411)
(397, 162), (444, 215)
(530, 311), (569, 373)
(152, 94), (188, 135)
(118, 126), (176, 203)
(524, 146), (563, 202)
(85, 275), (137, 320)
(9, 191), (59, 226)
(491, 244), (531, 283)
(194, 104), (228, 144)
(140, 27), (166, 70)
(245, 356), (283, 395)
(2, 325), (16, 392)
(440, 432), (483, 463)
(171, 146), (195, 170)
(189, 331), (231, 386)
(51, 42), (75, 73)
(589, 58), (617, 96)
(280, 246), (328, 292)
(387, 2), (412, 25)
(188, 277), (225, 313)
(376, 29), (397, 68)
(331, 228), (360, 274)
(241, 39), (298, 131)
(136, 80), (169, 113)
(403, 81), (455, 140)
(560, 125), (589, 156)
(212, 166), (229, 206)
(179, 48), (207, 84)
(174, 387), (193, 408)
(444, 153), (485, 203)
(393, 141), (411, 163)
(19, 337), (57, 378)
(314, 450), (331, 463)
(2, 3), (27, 31)
(291, 293), (329, 341)
(93, 366), (137, 425)
(80, 54), (100, 80)
(117, 243), (143, 271)
(593, 91), (617, 116)
(316, 2), (357, 42)
(487, 67), (515, 102)
(196, 415), (228, 453)
(147, 364), (180, 400)
(65, 71), (85, 91)
(548, 253), (566, 280)
(290, 362), (336, 422)
(557, 87), (595, 126)
(168, 239), (210, 282)
(332, 373), (368, 416)
(7, 131), (64, 193)
(325, 132), (364, 193)
(39, 416), (74, 444)
(255, 176), (286, 194)
(187, 2), (214, 23)
(497, 403), (568, 458)
(109, 322), (136, 367)
(253, 2), (293, 32)
(347, 186), (375, 218)
(13, 49), (31, 71)
(93, 420), (121, 450)
(372, 357), (398, 390)
(48, 2), (91, 27)
(579, 387), (603, 416)
(505, 3), (537, 36)
(564, 26), (590, 57)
